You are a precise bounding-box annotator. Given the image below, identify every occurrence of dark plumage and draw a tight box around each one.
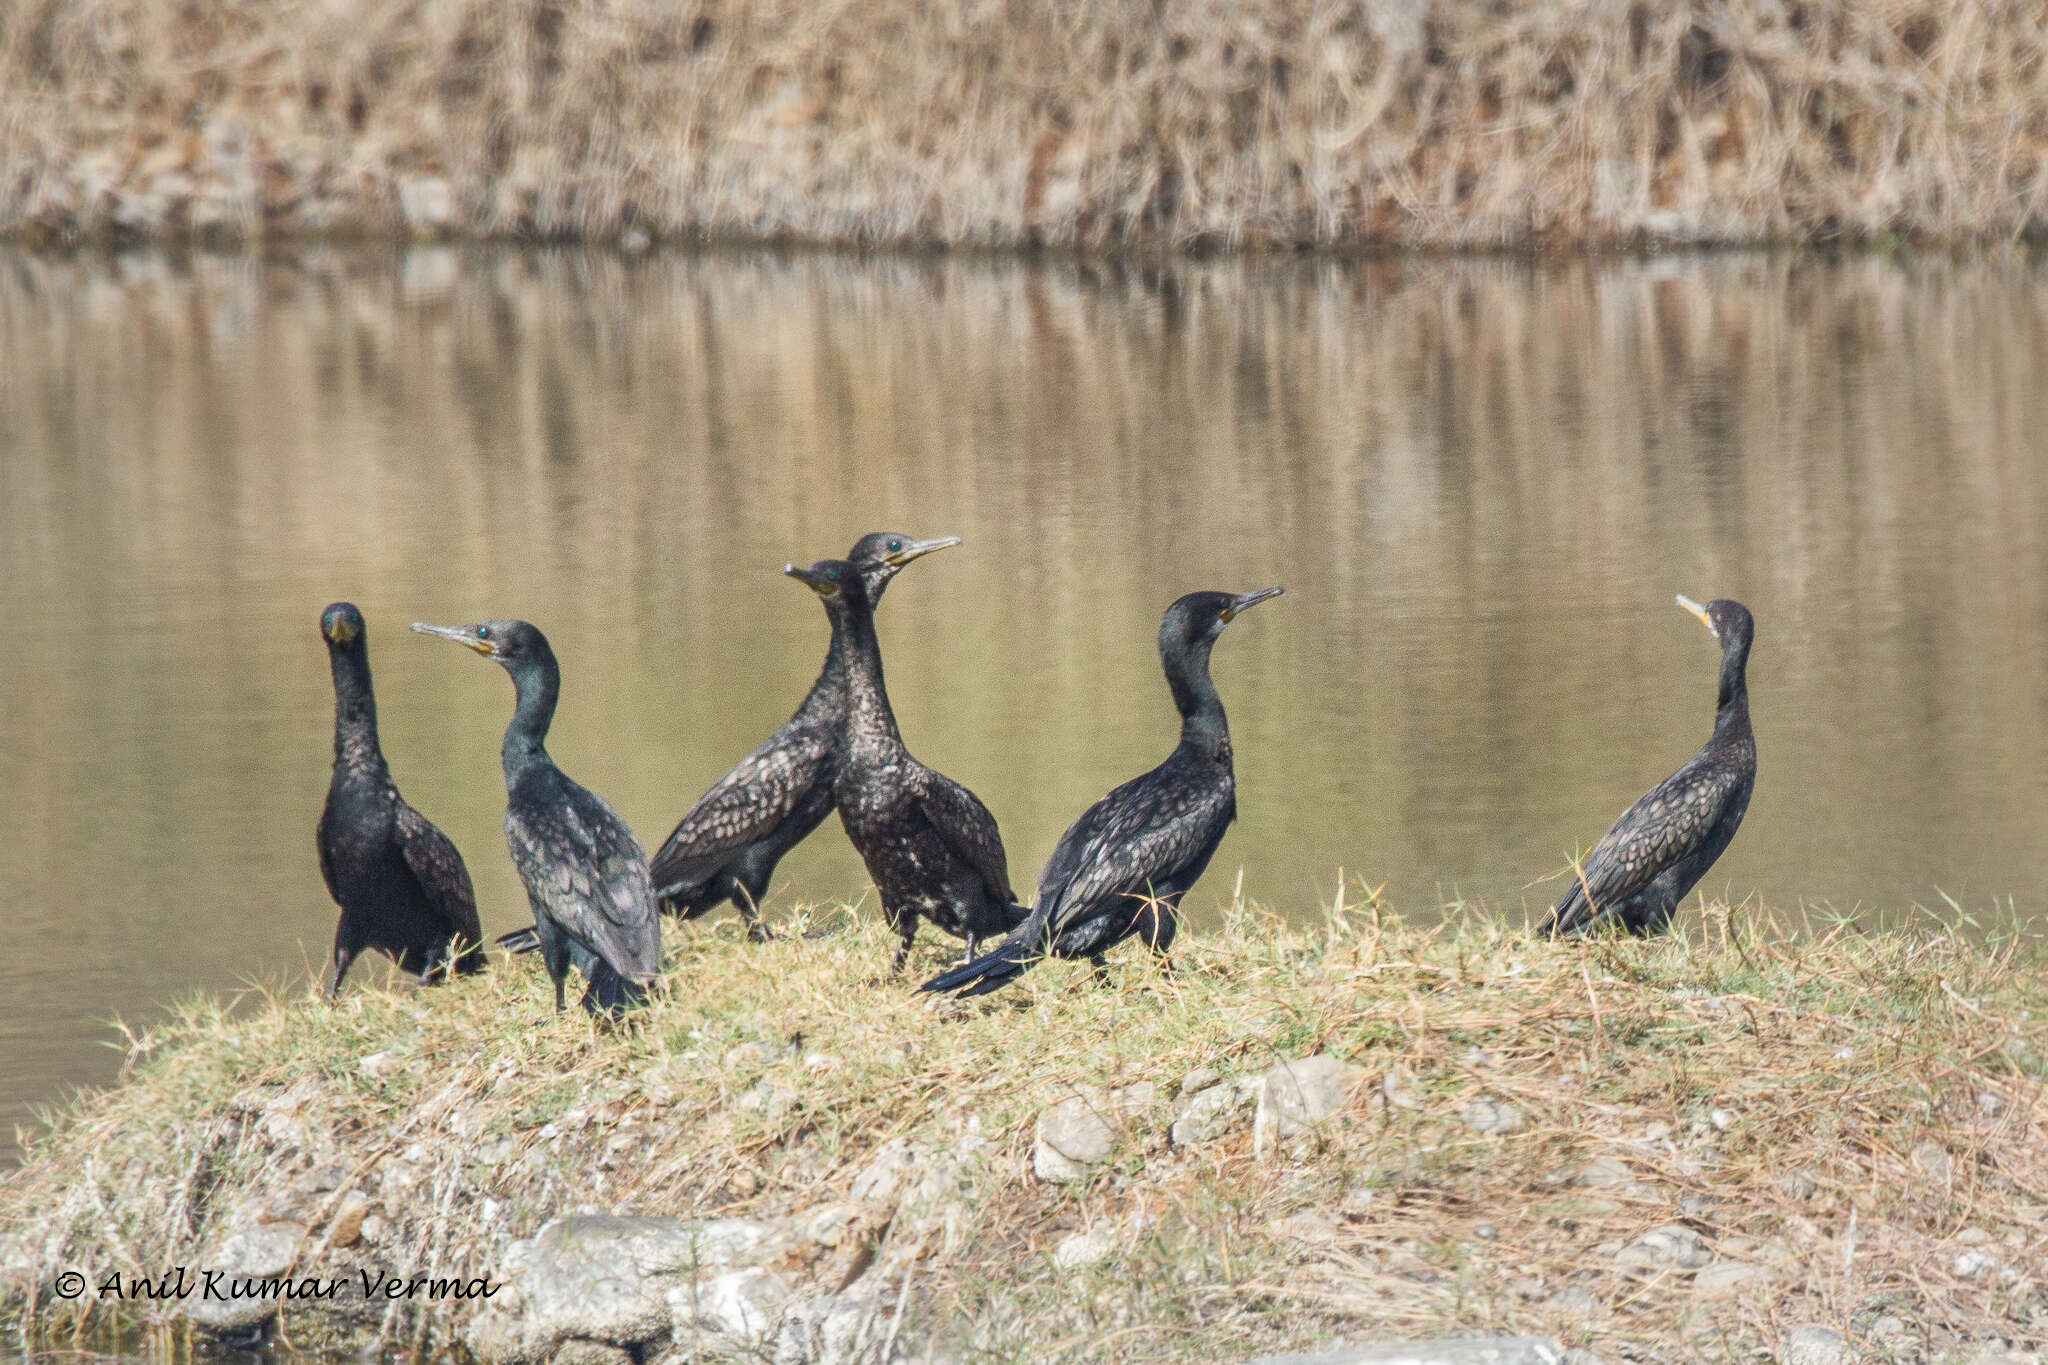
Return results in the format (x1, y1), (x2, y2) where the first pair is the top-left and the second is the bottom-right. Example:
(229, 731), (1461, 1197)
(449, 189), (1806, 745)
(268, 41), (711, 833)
(1542, 596), (1757, 938)
(785, 558), (1026, 973)
(923, 587), (1283, 997)
(316, 602), (486, 997)
(646, 533), (962, 939)
(413, 618), (661, 1014)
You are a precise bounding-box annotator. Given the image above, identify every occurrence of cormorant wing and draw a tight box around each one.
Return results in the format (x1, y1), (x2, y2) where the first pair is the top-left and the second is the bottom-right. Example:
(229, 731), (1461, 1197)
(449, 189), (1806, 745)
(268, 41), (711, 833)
(914, 769), (1015, 904)
(393, 800), (484, 946)
(315, 806), (343, 903)
(1549, 751), (1748, 933)
(650, 726), (834, 891)
(1037, 768), (1235, 939)
(506, 779), (661, 980)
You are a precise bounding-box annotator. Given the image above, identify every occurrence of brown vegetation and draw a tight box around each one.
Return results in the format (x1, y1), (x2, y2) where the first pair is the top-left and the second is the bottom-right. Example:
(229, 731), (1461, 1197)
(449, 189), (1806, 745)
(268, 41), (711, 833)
(6, 1), (2048, 249)
(4, 903), (2047, 1360)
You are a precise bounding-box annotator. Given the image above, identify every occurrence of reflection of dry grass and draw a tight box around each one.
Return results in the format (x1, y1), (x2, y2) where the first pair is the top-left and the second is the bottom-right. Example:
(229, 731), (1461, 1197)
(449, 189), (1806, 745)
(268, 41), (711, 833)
(5, 901), (2047, 1359)
(6, 1), (2048, 246)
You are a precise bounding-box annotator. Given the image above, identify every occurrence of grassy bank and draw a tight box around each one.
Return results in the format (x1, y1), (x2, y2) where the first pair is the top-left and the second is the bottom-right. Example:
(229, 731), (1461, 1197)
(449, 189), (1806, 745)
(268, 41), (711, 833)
(6, 1), (2048, 249)
(4, 899), (2048, 1360)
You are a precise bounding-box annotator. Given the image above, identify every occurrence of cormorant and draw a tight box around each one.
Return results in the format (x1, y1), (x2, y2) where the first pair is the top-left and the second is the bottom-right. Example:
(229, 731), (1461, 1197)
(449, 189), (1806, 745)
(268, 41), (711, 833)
(1541, 596), (1756, 937)
(412, 618), (661, 1013)
(923, 587), (1283, 997)
(316, 602), (486, 996)
(784, 558), (1026, 973)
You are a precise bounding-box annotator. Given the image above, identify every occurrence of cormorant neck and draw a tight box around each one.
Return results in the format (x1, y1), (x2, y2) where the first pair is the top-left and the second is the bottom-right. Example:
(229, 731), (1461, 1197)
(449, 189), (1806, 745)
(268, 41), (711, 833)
(796, 614), (854, 718)
(501, 651), (561, 781)
(835, 596), (902, 749)
(328, 646), (385, 771)
(1713, 640), (1751, 737)
(1167, 637), (1231, 761)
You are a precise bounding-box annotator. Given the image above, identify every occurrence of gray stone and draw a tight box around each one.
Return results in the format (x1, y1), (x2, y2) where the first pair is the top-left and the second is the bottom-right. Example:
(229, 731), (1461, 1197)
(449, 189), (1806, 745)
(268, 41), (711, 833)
(1052, 1229), (1115, 1270)
(1171, 1076), (1259, 1147)
(551, 1342), (633, 1365)
(668, 1267), (789, 1338)
(1912, 1140), (1953, 1184)
(1180, 1065), (1222, 1096)
(1692, 1263), (1760, 1298)
(1243, 1337), (1567, 1364)
(1461, 1096), (1527, 1135)
(398, 176), (456, 235)
(1613, 1224), (1711, 1271)
(182, 1221), (308, 1332)
(1777, 1169), (1819, 1199)
(465, 1215), (773, 1361)
(1033, 1083), (1155, 1182)
(1573, 1157), (1634, 1189)
(1781, 1325), (1853, 1365)
(1254, 1055), (1367, 1155)
(1544, 1287), (1600, 1318)
(1954, 1248), (1998, 1278)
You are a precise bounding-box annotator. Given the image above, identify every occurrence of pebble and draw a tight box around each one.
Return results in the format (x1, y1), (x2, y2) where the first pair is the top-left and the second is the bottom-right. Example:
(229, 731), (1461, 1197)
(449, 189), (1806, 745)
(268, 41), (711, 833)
(1461, 1096), (1527, 1135)
(1781, 1324), (1853, 1365)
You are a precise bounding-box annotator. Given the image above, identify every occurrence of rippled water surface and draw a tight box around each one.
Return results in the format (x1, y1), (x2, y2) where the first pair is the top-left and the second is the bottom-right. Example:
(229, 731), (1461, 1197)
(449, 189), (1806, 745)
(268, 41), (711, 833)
(5, 246), (2048, 1157)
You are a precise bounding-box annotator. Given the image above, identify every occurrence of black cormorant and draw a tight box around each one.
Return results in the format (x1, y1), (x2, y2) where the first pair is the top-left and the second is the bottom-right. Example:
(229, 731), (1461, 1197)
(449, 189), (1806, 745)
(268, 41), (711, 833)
(785, 558), (1026, 973)
(922, 587), (1283, 997)
(316, 602), (486, 996)
(645, 532), (962, 939)
(1541, 595), (1756, 938)
(413, 618), (661, 1013)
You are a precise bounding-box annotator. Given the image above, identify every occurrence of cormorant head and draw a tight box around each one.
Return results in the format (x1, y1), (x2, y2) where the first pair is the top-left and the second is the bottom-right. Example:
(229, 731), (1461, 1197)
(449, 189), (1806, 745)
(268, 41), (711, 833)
(320, 601), (367, 651)
(410, 618), (552, 670)
(1161, 586), (1286, 653)
(1677, 596), (1754, 655)
(846, 532), (961, 600)
(783, 558), (872, 611)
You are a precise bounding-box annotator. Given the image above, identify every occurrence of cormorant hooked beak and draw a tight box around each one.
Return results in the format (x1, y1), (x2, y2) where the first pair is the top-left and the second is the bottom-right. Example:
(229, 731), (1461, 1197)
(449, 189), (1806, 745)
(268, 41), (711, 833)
(886, 535), (961, 567)
(1676, 595), (1717, 638)
(412, 621), (500, 657)
(783, 564), (841, 597)
(1222, 585), (1285, 622)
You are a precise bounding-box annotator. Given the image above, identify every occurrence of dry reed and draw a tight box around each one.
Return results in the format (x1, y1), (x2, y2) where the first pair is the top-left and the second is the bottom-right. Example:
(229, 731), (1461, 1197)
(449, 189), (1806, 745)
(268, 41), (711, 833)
(5, 1), (2048, 249)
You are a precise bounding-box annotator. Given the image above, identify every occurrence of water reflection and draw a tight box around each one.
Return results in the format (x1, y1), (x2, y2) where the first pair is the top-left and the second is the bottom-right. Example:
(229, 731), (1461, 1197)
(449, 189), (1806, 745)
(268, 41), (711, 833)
(4, 245), (2047, 1158)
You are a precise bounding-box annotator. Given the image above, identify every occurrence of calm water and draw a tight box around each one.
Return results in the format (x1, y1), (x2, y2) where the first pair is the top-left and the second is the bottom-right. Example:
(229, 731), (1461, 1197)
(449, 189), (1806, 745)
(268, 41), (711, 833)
(4, 246), (2048, 1157)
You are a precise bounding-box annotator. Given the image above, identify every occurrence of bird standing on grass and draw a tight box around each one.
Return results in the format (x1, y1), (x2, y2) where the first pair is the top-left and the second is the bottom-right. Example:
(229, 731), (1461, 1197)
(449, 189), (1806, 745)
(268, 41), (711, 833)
(784, 558), (1026, 973)
(1541, 596), (1756, 938)
(923, 587), (1284, 998)
(413, 618), (660, 1014)
(316, 602), (486, 997)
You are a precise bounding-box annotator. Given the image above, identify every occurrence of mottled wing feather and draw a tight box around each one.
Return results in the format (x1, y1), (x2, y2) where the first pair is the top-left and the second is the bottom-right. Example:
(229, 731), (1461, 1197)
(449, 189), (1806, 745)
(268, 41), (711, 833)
(393, 801), (483, 945)
(507, 779), (660, 980)
(650, 728), (833, 890)
(915, 771), (1014, 904)
(315, 807), (342, 903)
(1040, 774), (1234, 939)
(1555, 756), (1746, 929)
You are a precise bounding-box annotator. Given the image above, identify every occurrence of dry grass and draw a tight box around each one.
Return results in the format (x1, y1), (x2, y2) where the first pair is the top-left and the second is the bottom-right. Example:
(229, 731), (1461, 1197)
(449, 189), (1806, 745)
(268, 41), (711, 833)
(4, 896), (2048, 1360)
(5, 1), (2048, 248)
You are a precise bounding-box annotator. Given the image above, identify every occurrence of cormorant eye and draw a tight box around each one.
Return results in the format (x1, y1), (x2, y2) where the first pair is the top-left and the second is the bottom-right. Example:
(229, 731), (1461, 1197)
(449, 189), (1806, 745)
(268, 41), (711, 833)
(477, 625), (491, 640)
(887, 540), (902, 552)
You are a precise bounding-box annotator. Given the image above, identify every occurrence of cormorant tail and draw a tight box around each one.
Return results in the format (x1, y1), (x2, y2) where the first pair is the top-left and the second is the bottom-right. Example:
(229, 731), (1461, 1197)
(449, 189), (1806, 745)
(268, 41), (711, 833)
(1001, 901), (1032, 931)
(581, 960), (648, 1017)
(920, 936), (1034, 997)
(496, 925), (542, 954)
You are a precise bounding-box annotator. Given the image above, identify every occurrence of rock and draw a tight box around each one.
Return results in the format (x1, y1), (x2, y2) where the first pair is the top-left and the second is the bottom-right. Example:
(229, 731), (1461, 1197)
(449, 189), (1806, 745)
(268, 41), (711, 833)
(1544, 1287), (1600, 1318)
(1954, 1249), (1998, 1278)
(356, 1050), (402, 1079)
(466, 1215), (772, 1361)
(723, 1039), (783, 1068)
(1244, 1337), (1569, 1364)
(668, 1267), (789, 1338)
(1612, 1225), (1711, 1271)
(398, 176), (456, 236)
(1052, 1229), (1115, 1270)
(1911, 1140), (1952, 1184)
(1573, 1157), (1633, 1189)
(1172, 1076), (1260, 1147)
(1254, 1056), (1366, 1155)
(849, 1135), (979, 1212)
(771, 1287), (887, 1365)
(1461, 1097), (1526, 1135)
(551, 1342), (633, 1365)
(1777, 1169), (1819, 1199)
(323, 1190), (369, 1248)
(1781, 1325), (1853, 1365)
(1180, 1066), (1222, 1096)
(1708, 1107), (1736, 1131)
(1691, 1263), (1760, 1298)
(1034, 1083), (1155, 1182)
(1508, 1277), (1545, 1301)
(182, 1221), (309, 1332)
(737, 1081), (798, 1117)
